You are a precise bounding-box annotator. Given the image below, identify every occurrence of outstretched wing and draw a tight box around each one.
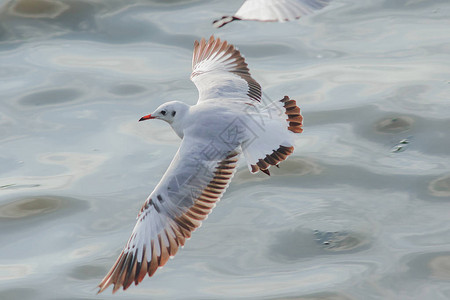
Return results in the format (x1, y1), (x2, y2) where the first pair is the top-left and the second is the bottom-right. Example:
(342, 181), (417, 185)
(213, 0), (331, 28)
(191, 36), (261, 103)
(98, 135), (240, 293)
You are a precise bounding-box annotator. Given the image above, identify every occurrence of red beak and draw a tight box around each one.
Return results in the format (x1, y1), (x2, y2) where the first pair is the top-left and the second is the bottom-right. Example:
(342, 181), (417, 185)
(139, 114), (156, 122)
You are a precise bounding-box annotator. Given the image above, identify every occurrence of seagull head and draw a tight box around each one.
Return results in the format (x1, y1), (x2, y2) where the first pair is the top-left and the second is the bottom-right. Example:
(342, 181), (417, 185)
(139, 101), (189, 125)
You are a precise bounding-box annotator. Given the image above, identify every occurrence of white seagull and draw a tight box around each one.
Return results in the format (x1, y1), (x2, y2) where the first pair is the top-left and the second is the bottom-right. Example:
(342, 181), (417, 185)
(213, 0), (331, 28)
(97, 36), (303, 293)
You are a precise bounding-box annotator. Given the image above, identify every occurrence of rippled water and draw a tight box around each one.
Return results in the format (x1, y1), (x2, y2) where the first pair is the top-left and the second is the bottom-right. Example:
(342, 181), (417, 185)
(1, 0), (449, 299)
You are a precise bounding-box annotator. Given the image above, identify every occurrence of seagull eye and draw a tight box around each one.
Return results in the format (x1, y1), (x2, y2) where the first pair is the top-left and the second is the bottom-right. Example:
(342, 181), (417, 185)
(161, 110), (166, 116)
(172, 111), (176, 117)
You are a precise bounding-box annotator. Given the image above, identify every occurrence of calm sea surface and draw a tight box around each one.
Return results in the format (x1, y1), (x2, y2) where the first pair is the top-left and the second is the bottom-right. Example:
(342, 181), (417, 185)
(1, 0), (449, 299)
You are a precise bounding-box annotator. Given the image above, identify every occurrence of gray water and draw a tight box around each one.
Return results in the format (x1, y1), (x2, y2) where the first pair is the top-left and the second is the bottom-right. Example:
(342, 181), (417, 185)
(1, 0), (450, 299)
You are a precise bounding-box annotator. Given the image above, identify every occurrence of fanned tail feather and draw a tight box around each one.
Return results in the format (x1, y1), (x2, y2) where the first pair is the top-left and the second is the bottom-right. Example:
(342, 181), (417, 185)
(243, 96), (303, 175)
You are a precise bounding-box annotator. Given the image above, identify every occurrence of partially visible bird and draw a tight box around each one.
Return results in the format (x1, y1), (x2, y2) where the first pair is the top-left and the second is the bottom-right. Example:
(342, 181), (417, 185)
(213, 0), (331, 28)
(97, 36), (303, 294)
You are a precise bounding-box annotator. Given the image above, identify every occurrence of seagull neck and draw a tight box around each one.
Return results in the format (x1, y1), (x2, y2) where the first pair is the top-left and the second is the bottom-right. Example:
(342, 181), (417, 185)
(170, 104), (190, 139)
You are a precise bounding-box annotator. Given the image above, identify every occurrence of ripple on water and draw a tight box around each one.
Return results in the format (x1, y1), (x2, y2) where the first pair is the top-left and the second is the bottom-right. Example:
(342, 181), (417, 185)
(8, 0), (69, 18)
(405, 251), (450, 281)
(0, 152), (108, 194)
(0, 196), (62, 218)
(0, 0), (102, 45)
(375, 116), (414, 133)
(313, 230), (370, 252)
(68, 264), (105, 281)
(428, 174), (450, 198)
(109, 83), (147, 96)
(18, 88), (83, 107)
(428, 255), (450, 280)
(0, 195), (88, 220)
(268, 228), (370, 262)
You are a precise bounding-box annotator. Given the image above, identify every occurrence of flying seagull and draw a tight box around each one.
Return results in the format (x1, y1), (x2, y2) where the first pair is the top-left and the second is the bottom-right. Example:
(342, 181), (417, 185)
(97, 36), (303, 293)
(213, 0), (331, 28)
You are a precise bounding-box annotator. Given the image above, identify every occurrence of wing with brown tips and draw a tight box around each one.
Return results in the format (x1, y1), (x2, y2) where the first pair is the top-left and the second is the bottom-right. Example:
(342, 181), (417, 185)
(98, 136), (240, 294)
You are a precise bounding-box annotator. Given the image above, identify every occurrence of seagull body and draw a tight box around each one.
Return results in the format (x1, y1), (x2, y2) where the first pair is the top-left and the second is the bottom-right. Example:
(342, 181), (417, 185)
(98, 36), (303, 293)
(213, 0), (331, 28)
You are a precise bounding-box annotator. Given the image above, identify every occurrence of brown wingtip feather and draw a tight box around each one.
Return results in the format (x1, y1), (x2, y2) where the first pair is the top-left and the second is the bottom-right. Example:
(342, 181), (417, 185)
(281, 96), (303, 134)
(97, 151), (240, 294)
(250, 144), (296, 176)
(192, 36), (261, 102)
